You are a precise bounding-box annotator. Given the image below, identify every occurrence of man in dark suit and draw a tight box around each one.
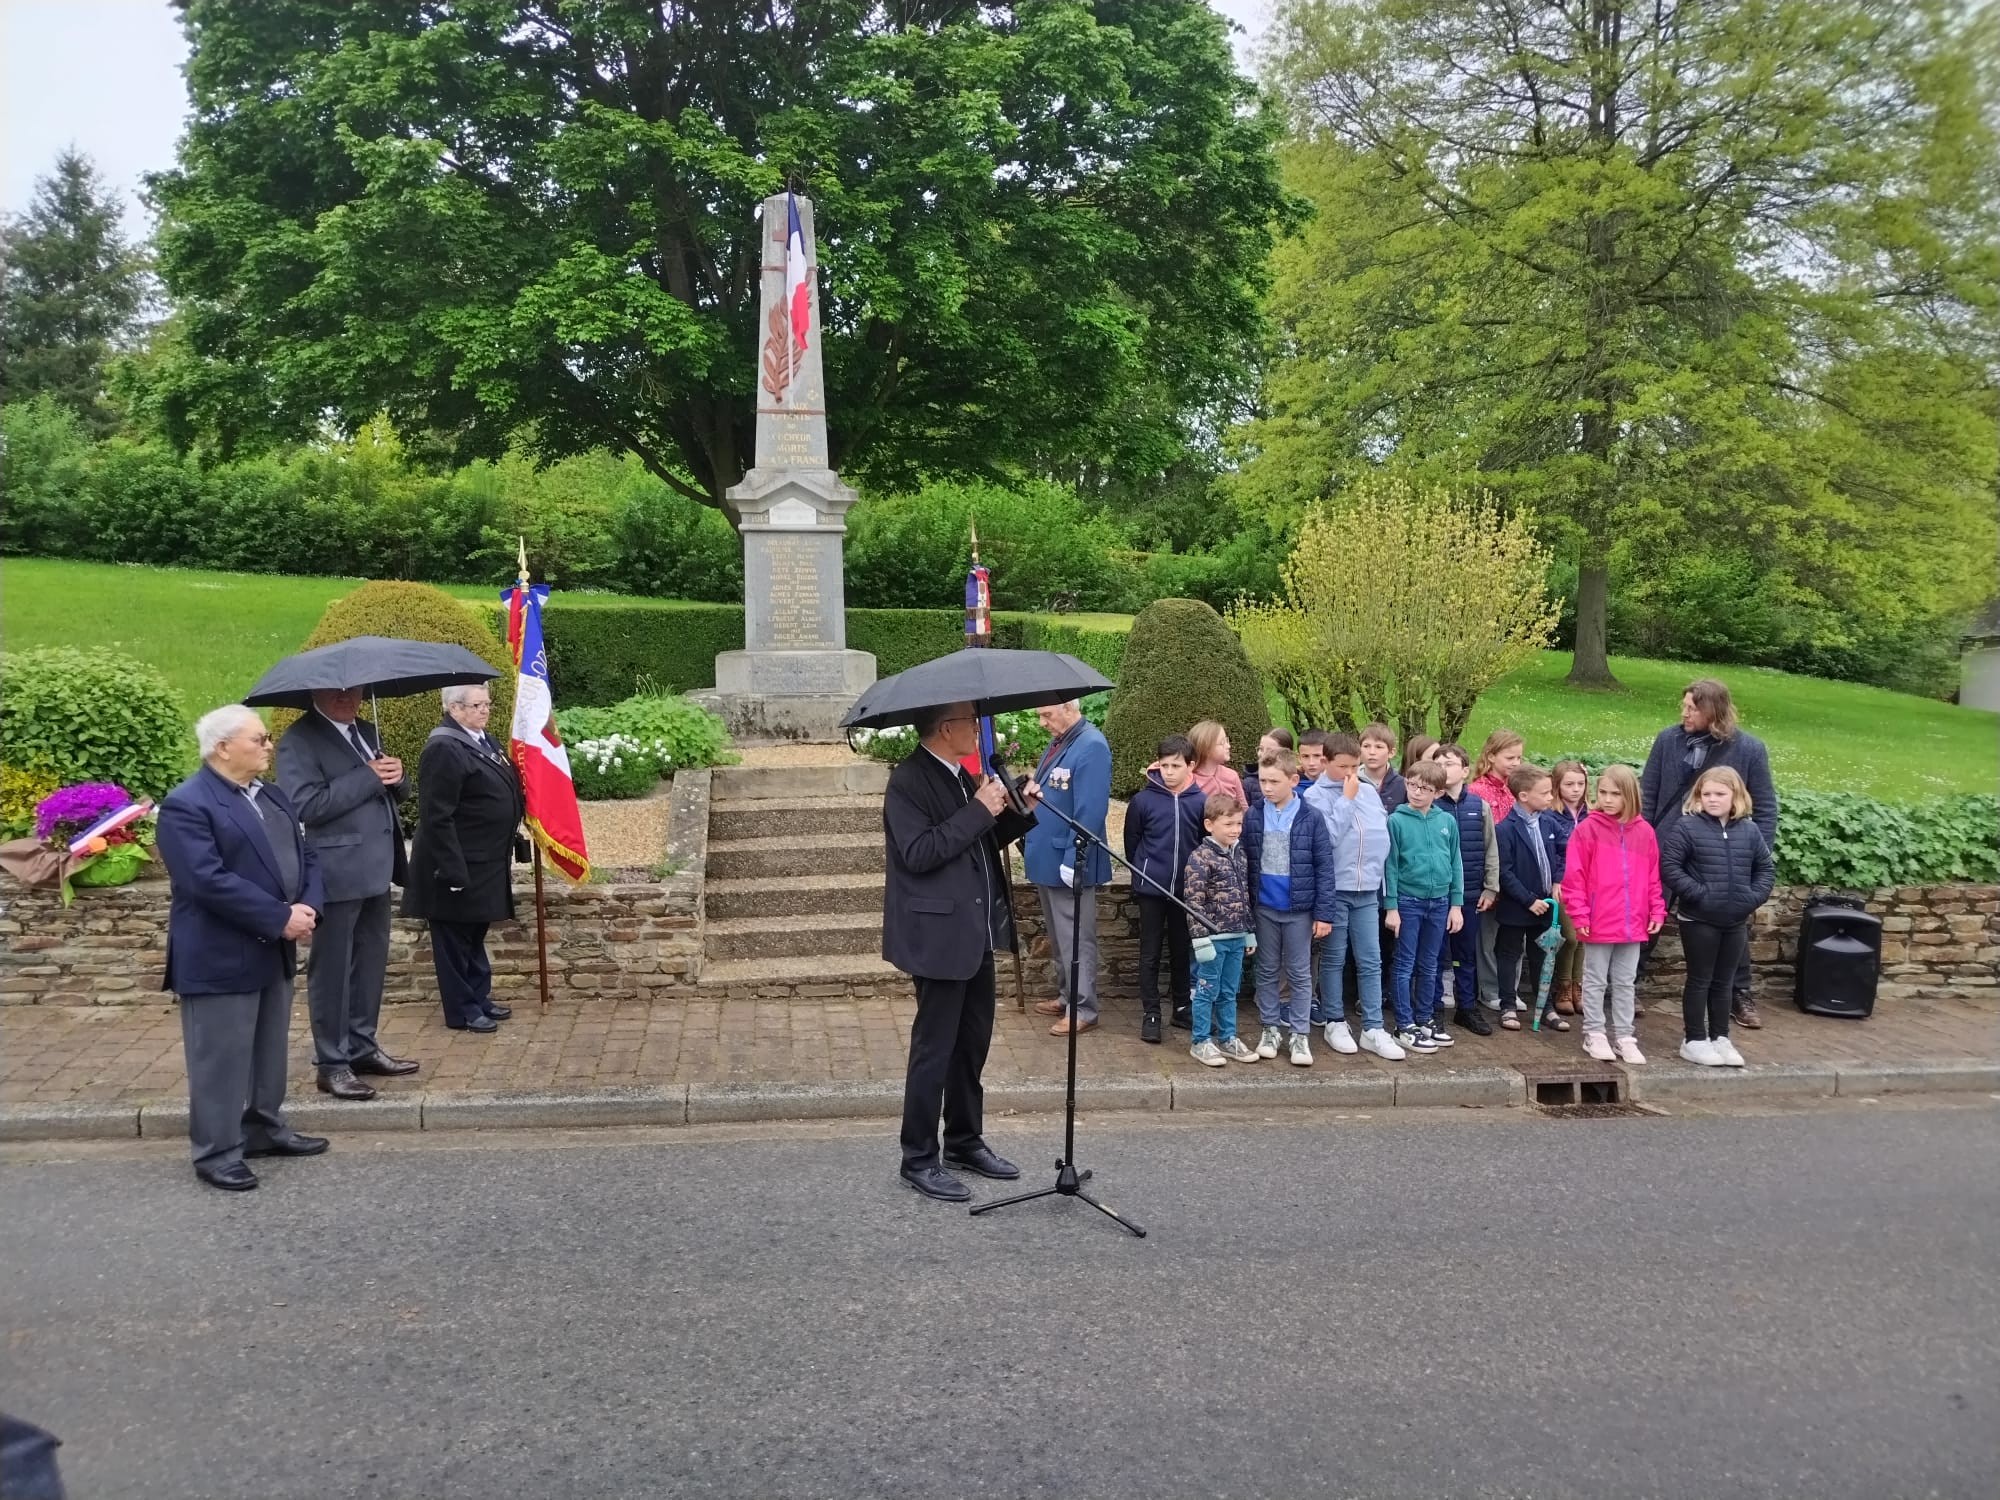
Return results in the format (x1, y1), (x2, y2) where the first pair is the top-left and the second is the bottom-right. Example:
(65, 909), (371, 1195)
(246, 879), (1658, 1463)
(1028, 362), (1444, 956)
(155, 704), (330, 1192)
(402, 683), (527, 1032)
(276, 685), (420, 1100)
(883, 700), (1041, 1201)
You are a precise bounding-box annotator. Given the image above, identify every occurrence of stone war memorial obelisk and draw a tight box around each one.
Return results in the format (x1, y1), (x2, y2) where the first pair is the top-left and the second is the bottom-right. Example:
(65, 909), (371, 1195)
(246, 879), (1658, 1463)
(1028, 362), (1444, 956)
(692, 193), (876, 741)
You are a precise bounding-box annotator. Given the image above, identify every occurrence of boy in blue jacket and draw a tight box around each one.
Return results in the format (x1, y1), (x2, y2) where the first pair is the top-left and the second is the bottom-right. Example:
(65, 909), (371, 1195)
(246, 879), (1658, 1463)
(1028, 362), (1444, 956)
(1122, 735), (1207, 1043)
(1492, 765), (1569, 1030)
(1241, 750), (1337, 1067)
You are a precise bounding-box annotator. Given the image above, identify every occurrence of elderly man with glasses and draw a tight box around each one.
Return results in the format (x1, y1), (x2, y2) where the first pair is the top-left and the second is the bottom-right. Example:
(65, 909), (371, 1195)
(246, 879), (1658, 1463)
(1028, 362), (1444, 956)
(403, 683), (527, 1032)
(154, 704), (329, 1192)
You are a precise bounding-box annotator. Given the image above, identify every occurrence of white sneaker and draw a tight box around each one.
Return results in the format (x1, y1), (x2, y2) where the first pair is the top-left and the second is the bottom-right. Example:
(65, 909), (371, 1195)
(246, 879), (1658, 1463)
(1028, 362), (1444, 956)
(1679, 1038), (1725, 1067)
(1711, 1036), (1746, 1067)
(1615, 1036), (1647, 1065)
(1583, 1031), (1616, 1062)
(1218, 1036), (1259, 1064)
(1361, 1027), (1406, 1060)
(1289, 1033), (1313, 1066)
(1190, 1040), (1227, 1068)
(1323, 1019), (1359, 1054)
(1255, 1026), (1282, 1060)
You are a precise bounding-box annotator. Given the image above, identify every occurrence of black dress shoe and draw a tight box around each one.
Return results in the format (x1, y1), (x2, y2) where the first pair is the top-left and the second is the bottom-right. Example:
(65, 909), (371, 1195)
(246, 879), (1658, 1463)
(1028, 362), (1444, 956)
(447, 1014), (500, 1033)
(316, 1065), (377, 1100)
(196, 1162), (258, 1192)
(245, 1133), (330, 1158)
(1454, 1006), (1494, 1037)
(1140, 1009), (1162, 1044)
(351, 1050), (420, 1077)
(899, 1163), (973, 1202)
(943, 1145), (1021, 1181)
(483, 1003), (513, 1021)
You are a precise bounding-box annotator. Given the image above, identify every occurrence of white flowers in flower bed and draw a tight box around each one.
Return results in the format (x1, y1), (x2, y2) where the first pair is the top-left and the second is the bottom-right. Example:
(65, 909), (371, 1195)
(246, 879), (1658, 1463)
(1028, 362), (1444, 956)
(570, 735), (677, 797)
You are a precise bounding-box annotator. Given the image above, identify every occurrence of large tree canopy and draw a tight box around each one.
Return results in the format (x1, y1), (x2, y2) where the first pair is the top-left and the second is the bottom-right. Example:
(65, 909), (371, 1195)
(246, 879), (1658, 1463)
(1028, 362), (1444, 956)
(0, 149), (149, 435)
(1241, 0), (2000, 685)
(152, 0), (1288, 507)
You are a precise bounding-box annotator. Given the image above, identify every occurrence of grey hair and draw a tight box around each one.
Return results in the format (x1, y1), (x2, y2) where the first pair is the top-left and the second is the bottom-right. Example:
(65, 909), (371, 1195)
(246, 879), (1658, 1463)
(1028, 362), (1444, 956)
(195, 704), (264, 759)
(441, 682), (491, 710)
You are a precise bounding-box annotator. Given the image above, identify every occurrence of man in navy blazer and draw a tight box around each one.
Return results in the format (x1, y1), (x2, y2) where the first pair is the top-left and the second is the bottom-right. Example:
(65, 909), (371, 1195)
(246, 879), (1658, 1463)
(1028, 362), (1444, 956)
(155, 704), (329, 1191)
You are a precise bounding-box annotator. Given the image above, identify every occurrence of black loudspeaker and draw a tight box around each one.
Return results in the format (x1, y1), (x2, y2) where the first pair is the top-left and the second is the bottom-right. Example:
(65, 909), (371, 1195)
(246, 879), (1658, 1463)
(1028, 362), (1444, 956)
(1794, 894), (1882, 1018)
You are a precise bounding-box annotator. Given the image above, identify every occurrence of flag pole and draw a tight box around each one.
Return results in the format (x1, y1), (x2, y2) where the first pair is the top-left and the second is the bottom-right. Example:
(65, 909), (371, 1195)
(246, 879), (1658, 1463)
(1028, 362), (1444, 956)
(518, 536), (553, 1013)
(968, 516), (1027, 1013)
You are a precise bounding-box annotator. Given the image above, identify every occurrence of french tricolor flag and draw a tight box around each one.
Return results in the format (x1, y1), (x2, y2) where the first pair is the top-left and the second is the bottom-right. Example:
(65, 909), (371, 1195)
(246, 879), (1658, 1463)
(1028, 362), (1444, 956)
(503, 581), (590, 884)
(785, 191), (810, 379)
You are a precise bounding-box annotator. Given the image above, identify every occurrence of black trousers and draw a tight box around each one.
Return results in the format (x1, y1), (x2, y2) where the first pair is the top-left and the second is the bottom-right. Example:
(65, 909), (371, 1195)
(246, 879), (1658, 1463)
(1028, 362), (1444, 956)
(1495, 921), (1549, 1010)
(1642, 923), (1754, 1000)
(429, 918), (494, 1027)
(1679, 918), (1748, 1042)
(901, 954), (997, 1169)
(1136, 895), (1193, 1012)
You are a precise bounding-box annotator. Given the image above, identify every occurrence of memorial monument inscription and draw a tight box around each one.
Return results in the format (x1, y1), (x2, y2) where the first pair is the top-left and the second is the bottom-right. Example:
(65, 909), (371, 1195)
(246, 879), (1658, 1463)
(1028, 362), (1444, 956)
(691, 192), (876, 740)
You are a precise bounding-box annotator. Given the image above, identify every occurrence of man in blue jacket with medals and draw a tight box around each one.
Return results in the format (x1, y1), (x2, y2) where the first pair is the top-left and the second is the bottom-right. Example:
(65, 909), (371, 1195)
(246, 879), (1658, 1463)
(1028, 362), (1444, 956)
(1024, 701), (1114, 1037)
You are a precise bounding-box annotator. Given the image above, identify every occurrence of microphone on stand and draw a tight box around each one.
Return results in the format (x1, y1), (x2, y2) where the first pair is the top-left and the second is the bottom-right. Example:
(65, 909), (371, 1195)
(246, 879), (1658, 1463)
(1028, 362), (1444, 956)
(987, 750), (1034, 817)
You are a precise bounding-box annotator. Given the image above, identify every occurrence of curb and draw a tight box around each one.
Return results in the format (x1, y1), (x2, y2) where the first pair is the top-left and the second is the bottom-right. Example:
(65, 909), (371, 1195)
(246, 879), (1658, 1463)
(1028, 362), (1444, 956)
(5, 1057), (1995, 1144)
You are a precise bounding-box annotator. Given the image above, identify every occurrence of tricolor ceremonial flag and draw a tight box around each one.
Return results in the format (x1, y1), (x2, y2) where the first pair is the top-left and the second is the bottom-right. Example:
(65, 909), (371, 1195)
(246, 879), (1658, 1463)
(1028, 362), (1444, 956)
(503, 579), (590, 884)
(785, 191), (811, 386)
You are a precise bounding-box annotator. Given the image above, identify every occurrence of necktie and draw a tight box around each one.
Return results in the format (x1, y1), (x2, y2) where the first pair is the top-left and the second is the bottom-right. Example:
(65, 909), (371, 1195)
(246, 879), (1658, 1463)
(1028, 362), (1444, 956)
(347, 724), (372, 761)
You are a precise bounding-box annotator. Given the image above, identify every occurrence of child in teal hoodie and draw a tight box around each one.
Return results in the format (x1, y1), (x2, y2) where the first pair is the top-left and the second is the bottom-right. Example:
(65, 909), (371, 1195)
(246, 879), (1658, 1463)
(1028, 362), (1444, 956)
(1382, 762), (1464, 1052)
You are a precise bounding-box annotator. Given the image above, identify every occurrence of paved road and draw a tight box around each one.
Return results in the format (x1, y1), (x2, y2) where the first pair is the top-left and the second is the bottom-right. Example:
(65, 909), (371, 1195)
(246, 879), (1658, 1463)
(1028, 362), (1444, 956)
(4, 1103), (1995, 1500)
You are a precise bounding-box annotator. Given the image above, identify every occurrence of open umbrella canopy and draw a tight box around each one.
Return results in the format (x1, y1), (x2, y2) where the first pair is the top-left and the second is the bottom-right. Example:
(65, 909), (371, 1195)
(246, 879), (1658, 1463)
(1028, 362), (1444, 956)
(839, 648), (1114, 730)
(243, 636), (499, 709)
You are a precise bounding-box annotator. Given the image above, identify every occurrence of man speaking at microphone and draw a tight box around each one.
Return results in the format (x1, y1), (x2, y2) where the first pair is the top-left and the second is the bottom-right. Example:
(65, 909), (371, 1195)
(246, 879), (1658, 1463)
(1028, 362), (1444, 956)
(884, 701), (1041, 1201)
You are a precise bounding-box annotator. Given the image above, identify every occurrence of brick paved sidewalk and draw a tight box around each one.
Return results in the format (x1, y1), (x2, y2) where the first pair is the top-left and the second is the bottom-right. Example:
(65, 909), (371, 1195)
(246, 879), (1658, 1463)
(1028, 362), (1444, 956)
(4, 985), (1995, 1111)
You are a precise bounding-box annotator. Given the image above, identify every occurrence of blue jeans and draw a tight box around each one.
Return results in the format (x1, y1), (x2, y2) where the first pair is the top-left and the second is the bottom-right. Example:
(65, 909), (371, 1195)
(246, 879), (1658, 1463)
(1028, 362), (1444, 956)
(1428, 903), (1482, 1015)
(1190, 935), (1247, 1045)
(1314, 890), (1384, 1032)
(1254, 907), (1315, 1035)
(1391, 897), (1451, 1029)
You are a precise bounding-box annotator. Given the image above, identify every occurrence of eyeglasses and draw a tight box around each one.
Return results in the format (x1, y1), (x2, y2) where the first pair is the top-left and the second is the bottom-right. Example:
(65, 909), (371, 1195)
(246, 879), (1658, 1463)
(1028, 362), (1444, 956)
(461, 701), (493, 712)
(234, 733), (274, 747)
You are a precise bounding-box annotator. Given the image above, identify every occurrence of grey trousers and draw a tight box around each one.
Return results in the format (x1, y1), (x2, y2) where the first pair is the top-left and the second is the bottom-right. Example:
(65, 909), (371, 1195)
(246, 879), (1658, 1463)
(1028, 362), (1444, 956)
(1037, 883), (1100, 1021)
(1478, 913), (1499, 1007)
(1580, 942), (1642, 1040)
(178, 977), (295, 1170)
(306, 892), (389, 1066)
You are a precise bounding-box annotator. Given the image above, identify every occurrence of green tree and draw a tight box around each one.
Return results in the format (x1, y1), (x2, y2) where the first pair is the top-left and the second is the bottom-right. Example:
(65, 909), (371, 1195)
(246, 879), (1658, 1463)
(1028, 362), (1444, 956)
(1241, 0), (2000, 686)
(151, 1), (1288, 507)
(0, 149), (150, 434)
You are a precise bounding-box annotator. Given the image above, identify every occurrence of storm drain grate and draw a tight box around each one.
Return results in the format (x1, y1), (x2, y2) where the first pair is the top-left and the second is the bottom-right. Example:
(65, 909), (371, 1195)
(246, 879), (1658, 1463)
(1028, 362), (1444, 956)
(1533, 1100), (1661, 1119)
(1521, 1068), (1634, 1111)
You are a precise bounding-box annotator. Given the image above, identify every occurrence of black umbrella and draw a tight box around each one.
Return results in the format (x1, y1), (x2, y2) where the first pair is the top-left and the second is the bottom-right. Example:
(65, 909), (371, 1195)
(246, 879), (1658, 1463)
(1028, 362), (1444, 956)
(839, 648), (1114, 730)
(243, 636), (498, 711)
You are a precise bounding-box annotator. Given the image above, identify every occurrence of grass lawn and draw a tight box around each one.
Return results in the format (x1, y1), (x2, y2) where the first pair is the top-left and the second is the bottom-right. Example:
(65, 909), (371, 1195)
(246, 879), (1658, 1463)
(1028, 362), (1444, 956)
(1460, 653), (1998, 801)
(6, 557), (1994, 799)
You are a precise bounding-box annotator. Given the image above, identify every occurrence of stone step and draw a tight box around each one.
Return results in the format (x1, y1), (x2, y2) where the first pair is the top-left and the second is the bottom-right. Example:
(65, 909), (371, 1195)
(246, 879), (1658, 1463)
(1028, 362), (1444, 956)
(703, 911), (880, 962)
(697, 952), (908, 999)
(704, 832), (883, 881)
(705, 872), (884, 921)
(709, 794), (879, 841)
(710, 763), (888, 801)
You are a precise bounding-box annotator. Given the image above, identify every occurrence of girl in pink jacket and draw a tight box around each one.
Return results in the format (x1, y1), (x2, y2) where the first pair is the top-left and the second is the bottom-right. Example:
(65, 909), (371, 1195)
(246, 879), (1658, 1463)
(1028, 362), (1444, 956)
(1560, 763), (1666, 1064)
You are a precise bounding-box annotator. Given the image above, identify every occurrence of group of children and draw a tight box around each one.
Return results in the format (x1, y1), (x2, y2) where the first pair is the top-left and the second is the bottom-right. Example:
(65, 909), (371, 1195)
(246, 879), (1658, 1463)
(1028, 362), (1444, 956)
(1122, 722), (1777, 1071)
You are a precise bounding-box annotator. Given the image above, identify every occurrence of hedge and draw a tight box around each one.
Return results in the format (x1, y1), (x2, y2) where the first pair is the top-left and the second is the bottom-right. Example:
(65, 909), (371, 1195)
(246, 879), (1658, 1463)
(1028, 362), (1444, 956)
(506, 601), (1133, 705)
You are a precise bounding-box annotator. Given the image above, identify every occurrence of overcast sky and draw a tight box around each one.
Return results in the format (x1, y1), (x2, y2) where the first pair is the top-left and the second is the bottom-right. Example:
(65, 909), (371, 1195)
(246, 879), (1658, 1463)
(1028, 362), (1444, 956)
(1, 0), (1273, 229)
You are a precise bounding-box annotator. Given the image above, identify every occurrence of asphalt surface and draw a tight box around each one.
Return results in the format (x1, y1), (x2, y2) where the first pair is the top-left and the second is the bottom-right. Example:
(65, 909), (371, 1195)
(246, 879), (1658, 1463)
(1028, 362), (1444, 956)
(4, 1102), (1995, 1500)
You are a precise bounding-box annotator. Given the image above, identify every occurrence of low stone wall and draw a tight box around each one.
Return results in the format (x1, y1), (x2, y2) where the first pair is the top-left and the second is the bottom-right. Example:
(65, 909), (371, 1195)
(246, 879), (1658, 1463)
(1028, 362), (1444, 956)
(1011, 882), (2000, 1008)
(1, 770), (713, 1009)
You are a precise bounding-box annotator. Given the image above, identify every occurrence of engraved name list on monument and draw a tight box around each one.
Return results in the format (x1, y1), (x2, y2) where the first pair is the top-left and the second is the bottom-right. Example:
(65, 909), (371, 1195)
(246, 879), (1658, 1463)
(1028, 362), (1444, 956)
(763, 535), (827, 649)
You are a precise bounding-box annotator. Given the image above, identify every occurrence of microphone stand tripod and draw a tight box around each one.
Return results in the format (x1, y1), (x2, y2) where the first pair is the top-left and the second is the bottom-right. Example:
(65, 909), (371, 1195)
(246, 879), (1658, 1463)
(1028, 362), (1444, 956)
(970, 791), (1210, 1240)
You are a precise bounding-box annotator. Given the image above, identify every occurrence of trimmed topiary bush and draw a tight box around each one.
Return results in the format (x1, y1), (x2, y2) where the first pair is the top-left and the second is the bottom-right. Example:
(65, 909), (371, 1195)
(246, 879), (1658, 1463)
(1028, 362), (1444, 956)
(0, 647), (190, 796)
(1103, 598), (1268, 797)
(276, 582), (514, 817)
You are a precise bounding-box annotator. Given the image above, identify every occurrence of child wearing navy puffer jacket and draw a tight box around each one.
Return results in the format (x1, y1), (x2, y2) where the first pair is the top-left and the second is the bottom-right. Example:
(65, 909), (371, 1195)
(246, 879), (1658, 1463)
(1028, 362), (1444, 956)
(1123, 735), (1208, 1044)
(1660, 766), (1775, 1069)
